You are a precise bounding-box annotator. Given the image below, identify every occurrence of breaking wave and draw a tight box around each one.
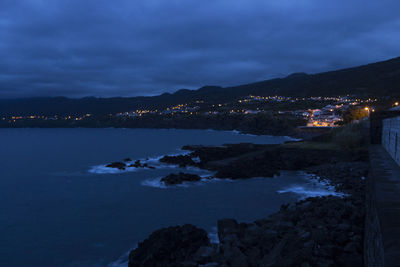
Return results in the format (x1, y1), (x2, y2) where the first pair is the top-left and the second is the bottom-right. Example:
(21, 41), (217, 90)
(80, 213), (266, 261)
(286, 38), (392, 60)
(277, 173), (346, 199)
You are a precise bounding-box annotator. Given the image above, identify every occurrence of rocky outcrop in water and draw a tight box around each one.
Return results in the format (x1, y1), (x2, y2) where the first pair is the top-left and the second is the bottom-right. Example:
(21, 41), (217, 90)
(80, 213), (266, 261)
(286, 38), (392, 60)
(160, 143), (367, 180)
(160, 172), (202, 185)
(106, 159), (155, 170)
(159, 155), (196, 167)
(128, 160), (155, 169)
(105, 162), (126, 170)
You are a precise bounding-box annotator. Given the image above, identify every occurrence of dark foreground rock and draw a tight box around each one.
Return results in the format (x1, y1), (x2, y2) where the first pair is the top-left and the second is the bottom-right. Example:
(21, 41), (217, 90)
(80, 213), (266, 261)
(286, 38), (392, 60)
(216, 195), (365, 267)
(128, 224), (212, 267)
(129, 149), (368, 267)
(161, 172), (202, 185)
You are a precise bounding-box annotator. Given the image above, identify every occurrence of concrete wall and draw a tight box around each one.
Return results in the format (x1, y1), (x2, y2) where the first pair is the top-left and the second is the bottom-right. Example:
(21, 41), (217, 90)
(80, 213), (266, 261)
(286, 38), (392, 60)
(382, 116), (400, 166)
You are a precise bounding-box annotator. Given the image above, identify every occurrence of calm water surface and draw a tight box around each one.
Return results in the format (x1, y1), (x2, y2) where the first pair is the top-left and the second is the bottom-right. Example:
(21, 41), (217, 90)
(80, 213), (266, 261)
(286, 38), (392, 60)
(0, 129), (329, 266)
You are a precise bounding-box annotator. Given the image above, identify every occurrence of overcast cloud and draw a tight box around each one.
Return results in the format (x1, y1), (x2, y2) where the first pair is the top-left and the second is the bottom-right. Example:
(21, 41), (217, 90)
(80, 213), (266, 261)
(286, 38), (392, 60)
(0, 0), (399, 97)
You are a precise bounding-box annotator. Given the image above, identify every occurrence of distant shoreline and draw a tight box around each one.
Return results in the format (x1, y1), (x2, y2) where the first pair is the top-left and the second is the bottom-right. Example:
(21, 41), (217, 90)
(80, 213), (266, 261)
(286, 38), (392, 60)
(0, 124), (301, 139)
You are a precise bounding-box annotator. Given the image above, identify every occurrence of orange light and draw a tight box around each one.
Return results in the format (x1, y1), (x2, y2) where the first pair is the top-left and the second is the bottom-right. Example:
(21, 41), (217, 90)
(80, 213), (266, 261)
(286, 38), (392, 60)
(395, 102), (399, 106)
(364, 107), (369, 111)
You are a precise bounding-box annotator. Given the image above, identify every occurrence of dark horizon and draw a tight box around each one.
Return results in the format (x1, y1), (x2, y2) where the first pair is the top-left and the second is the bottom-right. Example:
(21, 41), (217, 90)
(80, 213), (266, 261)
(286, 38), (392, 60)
(1, 55), (399, 100)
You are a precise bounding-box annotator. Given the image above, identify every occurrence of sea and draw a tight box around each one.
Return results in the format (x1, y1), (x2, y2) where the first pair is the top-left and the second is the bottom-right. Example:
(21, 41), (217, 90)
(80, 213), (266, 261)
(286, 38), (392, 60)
(0, 128), (340, 266)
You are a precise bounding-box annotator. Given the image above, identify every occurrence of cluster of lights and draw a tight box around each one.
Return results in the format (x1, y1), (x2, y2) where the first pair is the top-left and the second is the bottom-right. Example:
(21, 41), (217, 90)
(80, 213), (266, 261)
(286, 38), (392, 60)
(236, 95), (377, 105)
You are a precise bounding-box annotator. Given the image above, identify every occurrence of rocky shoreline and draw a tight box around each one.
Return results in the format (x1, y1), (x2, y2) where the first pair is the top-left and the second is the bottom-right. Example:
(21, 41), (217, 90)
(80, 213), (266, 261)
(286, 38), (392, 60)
(158, 142), (366, 181)
(127, 141), (368, 266)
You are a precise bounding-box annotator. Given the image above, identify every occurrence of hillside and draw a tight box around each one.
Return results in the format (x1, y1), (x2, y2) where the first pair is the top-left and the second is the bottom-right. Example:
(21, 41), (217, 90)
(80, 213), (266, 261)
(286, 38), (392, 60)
(1, 57), (400, 115)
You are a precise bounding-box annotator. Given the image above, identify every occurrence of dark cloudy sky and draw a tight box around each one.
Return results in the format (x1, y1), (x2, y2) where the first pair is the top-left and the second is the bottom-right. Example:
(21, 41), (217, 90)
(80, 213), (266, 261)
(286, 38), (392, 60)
(0, 0), (399, 98)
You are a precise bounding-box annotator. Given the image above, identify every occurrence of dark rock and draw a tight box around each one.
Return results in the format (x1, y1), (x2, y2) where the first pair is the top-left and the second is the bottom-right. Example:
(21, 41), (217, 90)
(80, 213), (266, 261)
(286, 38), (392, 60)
(105, 162), (126, 170)
(337, 223), (351, 231)
(161, 172), (202, 185)
(344, 242), (360, 253)
(126, 142), (368, 266)
(300, 231), (311, 241)
(221, 244), (248, 267)
(333, 231), (349, 245)
(124, 158), (132, 162)
(199, 263), (219, 267)
(128, 224), (210, 267)
(128, 160), (155, 169)
(217, 219), (239, 242)
(193, 246), (217, 264)
(128, 160), (142, 168)
(336, 253), (363, 267)
(169, 143), (365, 180)
(159, 155), (196, 167)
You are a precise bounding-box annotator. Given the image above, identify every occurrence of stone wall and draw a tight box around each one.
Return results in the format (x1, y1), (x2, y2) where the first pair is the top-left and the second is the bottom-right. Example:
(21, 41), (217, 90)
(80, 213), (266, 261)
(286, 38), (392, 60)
(382, 116), (400, 166)
(364, 170), (385, 267)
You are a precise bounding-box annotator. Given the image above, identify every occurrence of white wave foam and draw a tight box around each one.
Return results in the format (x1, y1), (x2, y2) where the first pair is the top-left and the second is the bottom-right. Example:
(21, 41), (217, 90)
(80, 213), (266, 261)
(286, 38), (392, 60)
(141, 177), (167, 189)
(107, 245), (137, 267)
(277, 173), (346, 199)
(277, 186), (345, 199)
(88, 165), (140, 174)
(192, 157), (201, 163)
(143, 155), (164, 164)
(208, 227), (220, 244)
(200, 177), (232, 183)
(283, 136), (302, 141)
(108, 259), (128, 267)
(88, 148), (194, 174)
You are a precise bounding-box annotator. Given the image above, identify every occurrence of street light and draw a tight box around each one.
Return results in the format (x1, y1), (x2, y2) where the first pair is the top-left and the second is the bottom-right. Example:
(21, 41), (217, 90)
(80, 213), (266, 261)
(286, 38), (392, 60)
(365, 107), (370, 117)
(395, 102), (399, 106)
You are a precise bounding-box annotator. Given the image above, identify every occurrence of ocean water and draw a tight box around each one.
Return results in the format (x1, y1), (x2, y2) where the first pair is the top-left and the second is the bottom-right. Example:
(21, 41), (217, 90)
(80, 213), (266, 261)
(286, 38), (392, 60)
(0, 128), (337, 267)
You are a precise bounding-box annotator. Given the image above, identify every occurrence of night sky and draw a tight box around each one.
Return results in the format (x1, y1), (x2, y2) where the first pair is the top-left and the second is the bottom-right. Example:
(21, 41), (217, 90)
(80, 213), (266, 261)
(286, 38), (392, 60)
(0, 0), (399, 98)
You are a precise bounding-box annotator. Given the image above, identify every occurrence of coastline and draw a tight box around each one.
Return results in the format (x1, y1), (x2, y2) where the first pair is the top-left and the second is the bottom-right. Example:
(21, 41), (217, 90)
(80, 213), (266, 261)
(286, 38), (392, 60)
(0, 126), (300, 138)
(0, 112), (306, 139)
(126, 140), (368, 266)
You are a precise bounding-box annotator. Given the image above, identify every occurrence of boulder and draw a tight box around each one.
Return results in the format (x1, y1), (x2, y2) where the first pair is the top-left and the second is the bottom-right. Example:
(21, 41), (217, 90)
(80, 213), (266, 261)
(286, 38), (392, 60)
(128, 224), (210, 267)
(105, 162), (126, 170)
(217, 219), (239, 242)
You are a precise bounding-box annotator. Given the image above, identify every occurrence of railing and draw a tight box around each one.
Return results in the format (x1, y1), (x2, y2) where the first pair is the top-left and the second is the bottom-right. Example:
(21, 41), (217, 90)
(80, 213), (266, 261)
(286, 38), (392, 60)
(382, 116), (400, 166)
